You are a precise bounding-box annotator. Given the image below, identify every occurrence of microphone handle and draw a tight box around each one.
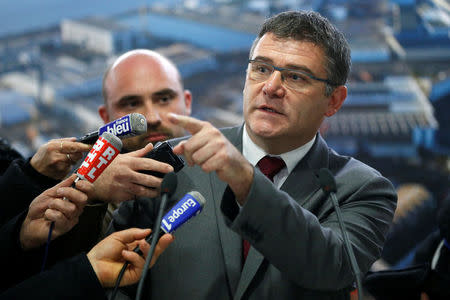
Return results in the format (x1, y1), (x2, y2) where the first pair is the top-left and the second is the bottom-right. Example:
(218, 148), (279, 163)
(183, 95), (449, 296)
(76, 131), (98, 144)
(133, 229), (165, 256)
(329, 191), (363, 300)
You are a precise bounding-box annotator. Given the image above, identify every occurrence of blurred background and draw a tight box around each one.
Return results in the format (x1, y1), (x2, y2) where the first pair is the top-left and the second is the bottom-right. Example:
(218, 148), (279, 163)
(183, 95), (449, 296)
(0, 0), (449, 279)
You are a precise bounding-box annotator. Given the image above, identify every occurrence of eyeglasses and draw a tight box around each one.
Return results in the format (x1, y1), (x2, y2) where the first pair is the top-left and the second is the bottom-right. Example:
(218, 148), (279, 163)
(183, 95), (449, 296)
(247, 59), (337, 91)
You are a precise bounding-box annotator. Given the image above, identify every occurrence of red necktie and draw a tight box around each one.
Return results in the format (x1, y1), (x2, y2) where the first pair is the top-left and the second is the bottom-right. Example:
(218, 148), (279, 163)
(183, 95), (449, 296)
(243, 155), (286, 262)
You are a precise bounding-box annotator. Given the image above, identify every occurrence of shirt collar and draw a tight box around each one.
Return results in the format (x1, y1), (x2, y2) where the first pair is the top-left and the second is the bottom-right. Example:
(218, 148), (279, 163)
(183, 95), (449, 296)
(242, 125), (316, 173)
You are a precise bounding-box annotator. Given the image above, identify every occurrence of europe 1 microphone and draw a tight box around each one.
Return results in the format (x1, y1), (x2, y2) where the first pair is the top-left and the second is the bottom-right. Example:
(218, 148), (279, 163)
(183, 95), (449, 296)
(77, 113), (147, 144)
(134, 191), (206, 255)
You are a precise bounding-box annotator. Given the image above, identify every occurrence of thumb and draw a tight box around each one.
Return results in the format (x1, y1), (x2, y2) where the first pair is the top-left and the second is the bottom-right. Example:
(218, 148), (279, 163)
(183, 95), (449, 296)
(55, 173), (78, 188)
(128, 142), (154, 158)
(172, 140), (186, 156)
(44, 174), (77, 197)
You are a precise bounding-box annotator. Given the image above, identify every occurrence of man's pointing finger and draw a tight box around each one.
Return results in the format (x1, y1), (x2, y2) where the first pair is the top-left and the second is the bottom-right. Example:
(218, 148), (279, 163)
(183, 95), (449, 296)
(168, 113), (204, 134)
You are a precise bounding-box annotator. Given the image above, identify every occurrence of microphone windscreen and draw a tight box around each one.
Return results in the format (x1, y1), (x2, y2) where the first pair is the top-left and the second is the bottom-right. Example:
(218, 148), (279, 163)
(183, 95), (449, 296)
(318, 168), (337, 193)
(161, 172), (178, 196)
(129, 113), (147, 135)
(188, 191), (206, 207)
(101, 132), (123, 150)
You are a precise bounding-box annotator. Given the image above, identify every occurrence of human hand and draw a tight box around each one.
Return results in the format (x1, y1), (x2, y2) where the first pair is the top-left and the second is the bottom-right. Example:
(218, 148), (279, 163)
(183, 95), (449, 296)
(30, 137), (92, 180)
(90, 143), (174, 203)
(168, 113), (254, 203)
(87, 228), (174, 287)
(19, 174), (93, 250)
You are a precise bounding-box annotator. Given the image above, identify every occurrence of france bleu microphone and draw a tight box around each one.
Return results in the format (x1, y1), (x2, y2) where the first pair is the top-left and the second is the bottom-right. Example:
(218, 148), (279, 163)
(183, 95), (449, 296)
(134, 191), (206, 255)
(77, 113), (147, 144)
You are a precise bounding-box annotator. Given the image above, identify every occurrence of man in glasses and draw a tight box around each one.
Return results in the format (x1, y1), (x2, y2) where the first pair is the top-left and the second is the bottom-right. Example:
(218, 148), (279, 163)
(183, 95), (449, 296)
(110, 10), (397, 299)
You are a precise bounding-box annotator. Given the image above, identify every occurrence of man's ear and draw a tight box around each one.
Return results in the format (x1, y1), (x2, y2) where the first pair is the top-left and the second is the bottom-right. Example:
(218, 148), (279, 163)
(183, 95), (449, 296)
(183, 90), (193, 116)
(98, 105), (110, 123)
(325, 85), (347, 117)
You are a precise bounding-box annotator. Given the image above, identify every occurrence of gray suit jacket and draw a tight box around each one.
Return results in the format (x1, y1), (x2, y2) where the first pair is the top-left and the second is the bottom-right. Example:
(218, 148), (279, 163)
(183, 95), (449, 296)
(111, 125), (397, 300)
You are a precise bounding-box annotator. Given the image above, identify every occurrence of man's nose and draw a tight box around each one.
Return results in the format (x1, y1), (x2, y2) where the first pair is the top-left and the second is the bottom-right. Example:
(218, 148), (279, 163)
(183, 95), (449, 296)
(262, 71), (286, 98)
(143, 105), (162, 127)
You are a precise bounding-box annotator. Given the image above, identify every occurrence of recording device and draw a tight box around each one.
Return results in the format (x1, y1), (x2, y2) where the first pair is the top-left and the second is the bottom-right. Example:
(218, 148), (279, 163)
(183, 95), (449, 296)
(316, 168), (363, 300)
(141, 141), (185, 178)
(134, 191), (206, 255)
(77, 113), (147, 144)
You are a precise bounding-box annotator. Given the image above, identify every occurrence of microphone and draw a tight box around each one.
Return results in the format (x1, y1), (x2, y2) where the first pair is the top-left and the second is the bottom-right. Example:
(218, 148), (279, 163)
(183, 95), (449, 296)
(75, 131), (123, 183)
(135, 190), (206, 255)
(135, 172), (178, 300)
(160, 171), (178, 196)
(41, 132), (123, 271)
(317, 168), (363, 300)
(77, 113), (147, 144)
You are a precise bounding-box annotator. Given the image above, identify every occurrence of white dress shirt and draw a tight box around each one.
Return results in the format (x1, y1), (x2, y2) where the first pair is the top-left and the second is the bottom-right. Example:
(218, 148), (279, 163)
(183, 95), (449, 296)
(242, 125), (316, 189)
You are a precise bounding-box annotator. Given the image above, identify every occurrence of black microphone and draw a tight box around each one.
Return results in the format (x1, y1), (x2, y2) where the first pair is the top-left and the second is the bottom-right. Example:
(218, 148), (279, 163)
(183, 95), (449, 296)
(317, 168), (363, 300)
(77, 113), (147, 144)
(111, 173), (178, 300)
(134, 172), (177, 300)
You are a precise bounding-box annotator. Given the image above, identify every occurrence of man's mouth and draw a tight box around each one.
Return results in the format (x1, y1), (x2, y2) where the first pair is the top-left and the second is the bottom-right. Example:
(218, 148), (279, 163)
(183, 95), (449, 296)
(259, 105), (282, 115)
(145, 133), (169, 143)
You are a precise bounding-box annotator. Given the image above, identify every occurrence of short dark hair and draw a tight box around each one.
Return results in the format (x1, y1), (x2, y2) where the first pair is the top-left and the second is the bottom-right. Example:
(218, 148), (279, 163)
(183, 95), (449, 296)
(250, 11), (351, 95)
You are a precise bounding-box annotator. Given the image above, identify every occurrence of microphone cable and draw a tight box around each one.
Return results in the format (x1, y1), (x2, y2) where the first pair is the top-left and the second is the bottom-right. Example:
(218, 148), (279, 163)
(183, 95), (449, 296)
(317, 168), (363, 300)
(41, 178), (78, 272)
(135, 189), (170, 300)
(110, 172), (177, 300)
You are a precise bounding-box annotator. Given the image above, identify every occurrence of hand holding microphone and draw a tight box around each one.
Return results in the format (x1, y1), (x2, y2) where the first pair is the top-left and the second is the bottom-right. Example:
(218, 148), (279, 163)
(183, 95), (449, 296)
(39, 132), (122, 270)
(19, 174), (94, 251)
(87, 228), (174, 288)
(30, 137), (92, 180)
(89, 142), (177, 204)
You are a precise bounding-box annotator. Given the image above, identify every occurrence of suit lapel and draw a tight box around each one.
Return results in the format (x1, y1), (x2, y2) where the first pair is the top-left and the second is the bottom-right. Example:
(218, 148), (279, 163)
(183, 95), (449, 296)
(282, 134), (330, 206)
(233, 133), (331, 299)
(234, 246), (264, 300)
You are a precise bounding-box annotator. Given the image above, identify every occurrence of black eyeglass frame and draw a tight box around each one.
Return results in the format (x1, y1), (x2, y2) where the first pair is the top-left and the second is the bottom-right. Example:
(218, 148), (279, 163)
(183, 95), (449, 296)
(248, 59), (338, 87)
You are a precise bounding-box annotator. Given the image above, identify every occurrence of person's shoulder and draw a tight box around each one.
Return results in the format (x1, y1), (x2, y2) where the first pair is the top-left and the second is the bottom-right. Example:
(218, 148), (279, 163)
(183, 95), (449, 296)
(328, 147), (390, 186)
